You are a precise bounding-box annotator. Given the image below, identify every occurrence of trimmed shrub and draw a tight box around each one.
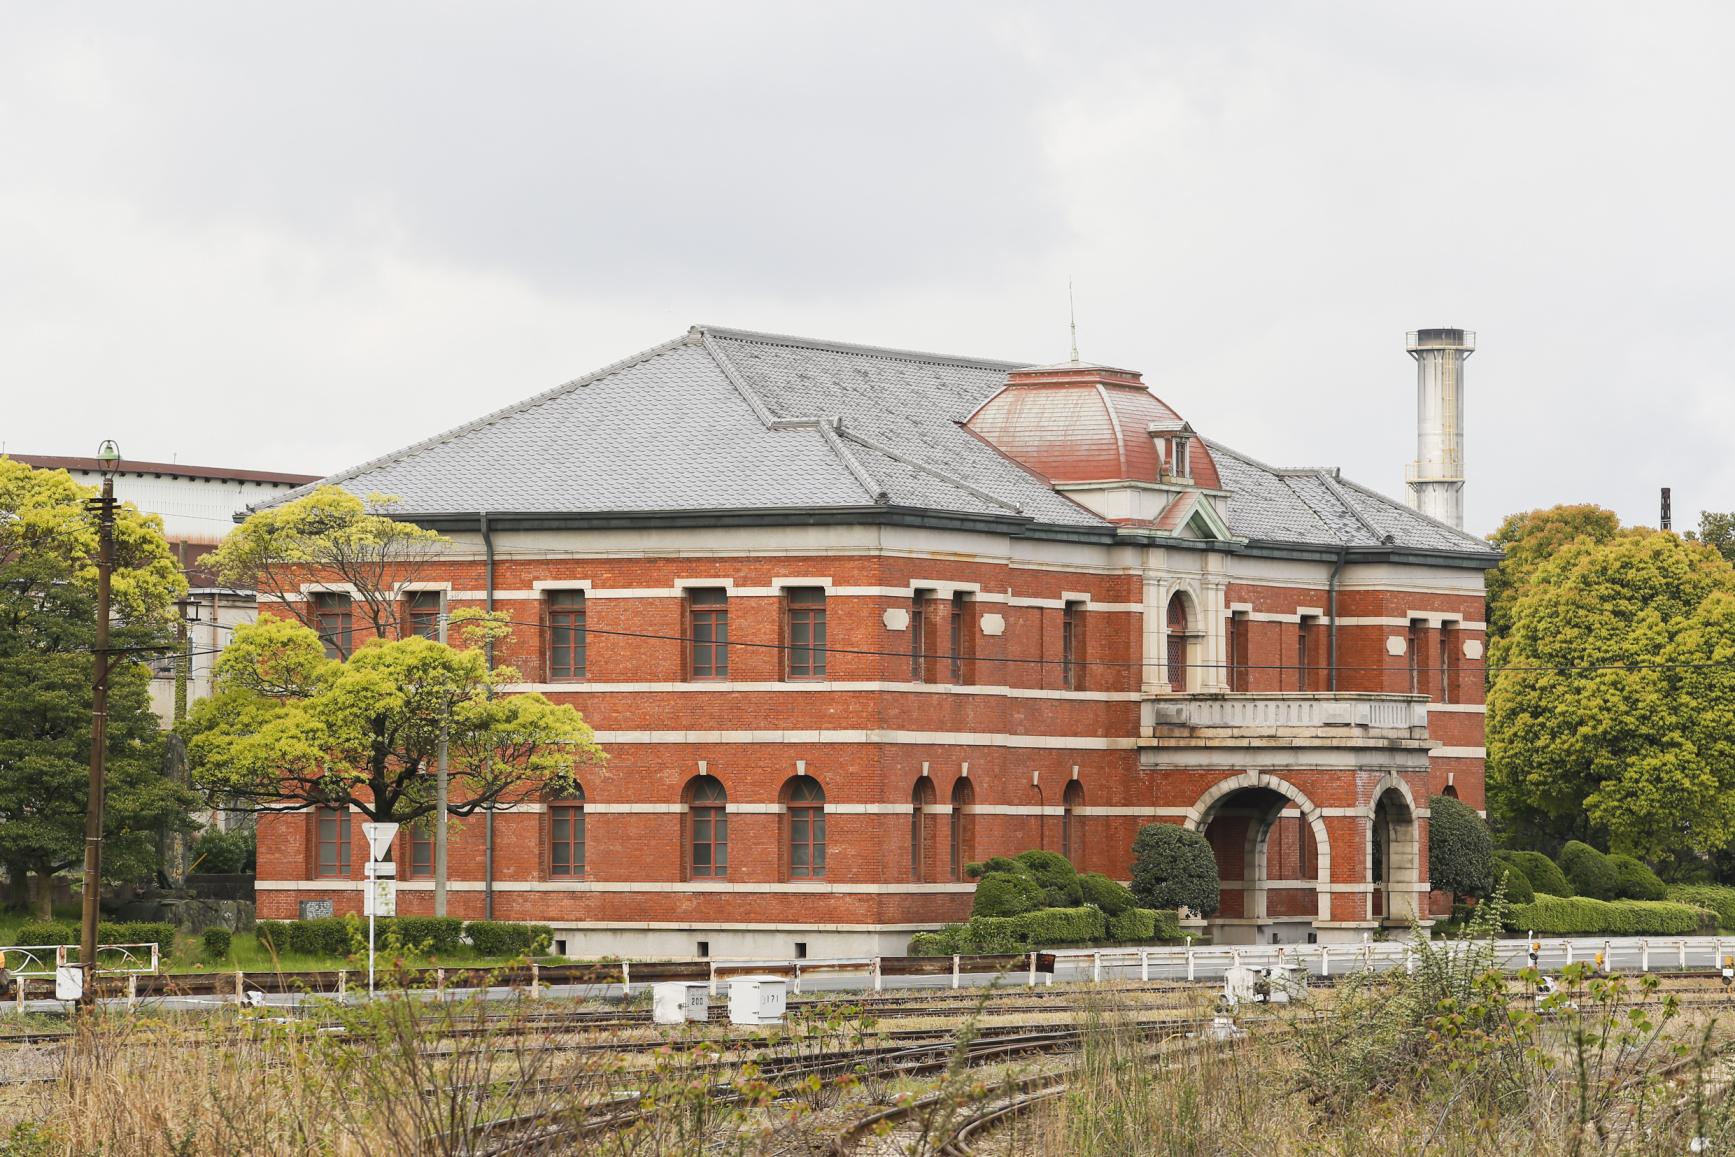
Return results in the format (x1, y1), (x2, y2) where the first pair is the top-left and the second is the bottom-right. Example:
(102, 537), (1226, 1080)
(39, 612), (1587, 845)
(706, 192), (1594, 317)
(964, 857), (1028, 881)
(1011, 905), (1105, 946)
(961, 916), (1028, 954)
(1504, 895), (1716, 936)
(201, 927), (233, 959)
(388, 916), (465, 954)
(907, 931), (950, 957)
(1077, 872), (1137, 915)
(1106, 908), (1155, 942)
(1428, 794), (1494, 898)
(1608, 855), (1666, 901)
(285, 917), (351, 958)
(1559, 841), (1620, 900)
(1130, 823), (1220, 916)
(255, 921), (290, 953)
(191, 827), (256, 874)
(1493, 862), (1534, 904)
(971, 871), (1044, 918)
(1666, 885), (1735, 930)
(1508, 851), (1573, 897)
(465, 921), (553, 958)
(1014, 850), (1082, 908)
(1150, 909), (1182, 941)
(16, 920), (76, 946)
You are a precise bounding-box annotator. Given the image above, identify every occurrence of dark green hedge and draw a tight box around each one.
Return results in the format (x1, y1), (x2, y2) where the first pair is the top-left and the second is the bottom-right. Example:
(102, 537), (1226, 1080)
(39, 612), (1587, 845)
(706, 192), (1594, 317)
(1665, 885), (1735, 930)
(201, 927), (233, 959)
(1014, 850), (1082, 908)
(1505, 895), (1716, 936)
(254, 917), (549, 960)
(1130, 823), (1220, 916)
(1494, 862), (1534, 904)
(972, 871), (1044, 917)
(1078, 873), (1137, 915)
(16, 921), (177, 950)
(1429, 794), (1494, 898)
(1608, 855), (1666, 901)
(1506, 851), (1573, 897)
(908, 906), (1179, 955)
(464, 921), (553, 958)
(1559, 841), (1620, 900)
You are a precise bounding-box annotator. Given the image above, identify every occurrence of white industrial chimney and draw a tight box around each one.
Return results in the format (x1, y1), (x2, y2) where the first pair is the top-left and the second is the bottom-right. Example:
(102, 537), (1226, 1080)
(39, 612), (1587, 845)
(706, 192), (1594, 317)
(1405, 327), (1473, 530)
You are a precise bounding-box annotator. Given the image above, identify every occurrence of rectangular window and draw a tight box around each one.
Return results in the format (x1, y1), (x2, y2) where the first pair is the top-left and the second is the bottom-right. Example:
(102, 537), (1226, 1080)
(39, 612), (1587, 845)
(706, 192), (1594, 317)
(1061, 600), (1083, 690)
(1229, 611), (1250, 692)
(910, 590), (928, 683)
(405, 591), (442, 640)
(1408, 619), (1425, 695)
(311, 593), (352, 660)
(408, 824), (433, 878)
(1440, 622), (1456, 704)
(786, 587), (827, 679)
(547, 590), (586, 681)
(688, 589), (729, 680)
(314, 807), (350, 877)
(949, 592), (973, 684)
(550, 802), (585, 877)
(1296, 617), (1313, 691)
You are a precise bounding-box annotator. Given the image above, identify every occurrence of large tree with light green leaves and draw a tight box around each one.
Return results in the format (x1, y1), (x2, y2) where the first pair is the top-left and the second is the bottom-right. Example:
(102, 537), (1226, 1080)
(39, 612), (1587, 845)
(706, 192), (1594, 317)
(1485, 504), (1622, 644)
(1488, 529), (1735, 864)
(184, 617), (605, 822)
(0, 458), (196, 914)
(203, 484), (448, 641)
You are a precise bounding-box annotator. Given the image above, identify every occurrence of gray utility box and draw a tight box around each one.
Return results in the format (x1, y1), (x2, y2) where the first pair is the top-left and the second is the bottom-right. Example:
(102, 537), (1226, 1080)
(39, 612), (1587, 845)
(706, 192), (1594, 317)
(727, 976), (788, 1025)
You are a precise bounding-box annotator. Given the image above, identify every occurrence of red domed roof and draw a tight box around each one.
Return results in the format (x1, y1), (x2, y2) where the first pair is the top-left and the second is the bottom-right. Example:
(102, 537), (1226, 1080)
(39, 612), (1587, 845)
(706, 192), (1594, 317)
(966, 363), (1220, 490)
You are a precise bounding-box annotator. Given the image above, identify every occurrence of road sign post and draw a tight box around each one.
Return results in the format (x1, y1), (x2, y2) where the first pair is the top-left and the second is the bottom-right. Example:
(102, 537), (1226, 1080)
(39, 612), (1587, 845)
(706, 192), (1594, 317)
(360, 822), (399, 996)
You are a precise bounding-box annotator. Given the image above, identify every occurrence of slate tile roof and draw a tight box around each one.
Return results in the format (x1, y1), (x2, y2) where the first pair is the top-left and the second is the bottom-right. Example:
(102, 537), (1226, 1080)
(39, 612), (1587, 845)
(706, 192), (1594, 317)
(262, 325), (1496, 559)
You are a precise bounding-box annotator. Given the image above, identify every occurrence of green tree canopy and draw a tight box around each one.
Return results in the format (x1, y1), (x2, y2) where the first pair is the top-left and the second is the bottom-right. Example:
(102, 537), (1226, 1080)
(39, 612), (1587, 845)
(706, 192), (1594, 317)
(203, 485), (447, 645)
(1687, 511), (1735, 564)
(1485, 504), (1621, 643)
(1488, 530), (1735, 863)
(184, 618), (606, 823)
(0, 458), (195, 914)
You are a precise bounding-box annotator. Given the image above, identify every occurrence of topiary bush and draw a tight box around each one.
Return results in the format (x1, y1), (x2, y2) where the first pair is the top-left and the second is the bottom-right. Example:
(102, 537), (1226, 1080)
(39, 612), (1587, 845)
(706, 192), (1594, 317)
(1150, 909), (1182, 941)
(1130, 823), (1220, 916)
(1493, 861), (1534, 904)
(1504, 895), (1716, 936)
(1106, 908), (1156, 942)
(1077, 872), (1137, 915)
(1010, 905), (1105, 946)
(1666, 884), (1735, 930)
(201, 927), (233, 959)
(255, 920), (290, 954)
(907, 931), (951, 957)
(388, 916), (465, 954)
(964, 856), (1028, 881)
(1507, 850), (1573, 897)
(464, 921), (553, 958)
(285, 917), (351, 958)
(16, 920), (76, 946)
(1428, 794), (1493, 898)
(1559, 841), (1620, 900)
(1013, 850), (1082, 907)
(1608, 855), (1666, 901)
(971, 871), (1044, 918)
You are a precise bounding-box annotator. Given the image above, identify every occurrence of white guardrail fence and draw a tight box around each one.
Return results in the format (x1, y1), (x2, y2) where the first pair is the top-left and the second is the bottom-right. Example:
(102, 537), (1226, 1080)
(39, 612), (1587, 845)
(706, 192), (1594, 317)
(0, 942), (161, 1006)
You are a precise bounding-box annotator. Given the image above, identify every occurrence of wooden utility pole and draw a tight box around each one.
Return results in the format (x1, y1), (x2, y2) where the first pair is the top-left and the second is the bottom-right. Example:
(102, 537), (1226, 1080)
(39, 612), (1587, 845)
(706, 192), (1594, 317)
(78, 440), (121, 1010)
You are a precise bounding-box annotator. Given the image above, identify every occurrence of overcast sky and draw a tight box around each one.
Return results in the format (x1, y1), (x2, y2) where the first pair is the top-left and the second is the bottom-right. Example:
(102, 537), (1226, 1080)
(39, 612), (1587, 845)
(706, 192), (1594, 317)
(4, 2), (1731, 537)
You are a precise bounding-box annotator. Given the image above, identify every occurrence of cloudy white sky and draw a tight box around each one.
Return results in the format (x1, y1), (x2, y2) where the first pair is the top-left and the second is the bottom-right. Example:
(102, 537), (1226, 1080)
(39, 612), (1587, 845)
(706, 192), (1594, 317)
(4, 2), (1731, 537)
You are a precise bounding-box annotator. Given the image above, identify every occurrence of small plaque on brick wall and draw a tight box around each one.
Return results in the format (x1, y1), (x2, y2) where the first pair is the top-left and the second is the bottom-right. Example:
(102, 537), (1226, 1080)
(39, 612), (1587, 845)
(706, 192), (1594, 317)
(882, 608), (909, 631)
(1463, 639), (1484, 659)
(299, 899), (334, 919)
(1385, 636), (1407, 656)
(979, 613), (1005, 636)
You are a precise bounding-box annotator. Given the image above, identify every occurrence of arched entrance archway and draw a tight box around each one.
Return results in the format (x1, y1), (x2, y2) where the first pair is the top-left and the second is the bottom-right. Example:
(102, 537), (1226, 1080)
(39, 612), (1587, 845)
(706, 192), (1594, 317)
(1186, 774), (1331, 944)
(1370, 778), (1420, 925)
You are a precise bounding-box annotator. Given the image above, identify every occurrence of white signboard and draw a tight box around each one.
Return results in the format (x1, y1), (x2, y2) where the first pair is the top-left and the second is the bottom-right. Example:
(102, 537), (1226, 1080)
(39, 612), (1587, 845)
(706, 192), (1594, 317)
(364, 878), (397, 917)
(55, 965), (83, 1001)
(361, 822), (400, 862)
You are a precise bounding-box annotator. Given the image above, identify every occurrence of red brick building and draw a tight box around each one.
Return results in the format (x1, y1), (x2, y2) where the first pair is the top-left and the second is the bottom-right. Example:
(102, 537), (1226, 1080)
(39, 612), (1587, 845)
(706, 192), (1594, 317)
(253, 326), (1497, 956)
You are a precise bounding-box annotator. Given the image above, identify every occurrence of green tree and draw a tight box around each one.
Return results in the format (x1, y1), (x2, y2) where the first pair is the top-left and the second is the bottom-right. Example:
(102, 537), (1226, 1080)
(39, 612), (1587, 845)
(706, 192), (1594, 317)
(184, 618), (605, 823)
(0, 458), (196, 915)
(1488, 530), (1735, 864)
(1687, 511), (1735, 563)
(1484, 504), (1621, 643)
(1428, 794), (1494, 900)
(1129, 823), (1220, 916)
(203, 485), (447, 646)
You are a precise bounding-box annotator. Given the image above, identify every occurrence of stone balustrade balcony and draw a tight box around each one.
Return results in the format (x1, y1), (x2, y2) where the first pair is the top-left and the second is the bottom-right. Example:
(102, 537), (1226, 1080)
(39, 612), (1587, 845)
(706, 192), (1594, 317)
(1140, 692), (1432, 748)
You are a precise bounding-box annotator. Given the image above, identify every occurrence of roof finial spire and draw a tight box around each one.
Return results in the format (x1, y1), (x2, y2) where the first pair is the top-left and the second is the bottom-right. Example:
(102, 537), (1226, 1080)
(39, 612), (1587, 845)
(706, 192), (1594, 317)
(1068, 278), (1080, 365)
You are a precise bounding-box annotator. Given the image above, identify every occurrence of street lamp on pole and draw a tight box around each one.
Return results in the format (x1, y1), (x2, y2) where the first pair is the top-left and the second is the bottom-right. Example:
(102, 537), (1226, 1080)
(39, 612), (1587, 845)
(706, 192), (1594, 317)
(78, 440), (122, 1010)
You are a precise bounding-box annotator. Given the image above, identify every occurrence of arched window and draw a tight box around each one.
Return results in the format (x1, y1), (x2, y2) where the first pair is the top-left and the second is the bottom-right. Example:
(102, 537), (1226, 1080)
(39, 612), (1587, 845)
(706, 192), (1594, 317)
(686, 776), (728, 878)
(784, 776), (826, 879)
(1166, 594), (1190, 692)
(549, 783), (585, 878)
(911, 778), (936, 881)
(949, 778), (975, 881)
(1062, 779), (1085, 864)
